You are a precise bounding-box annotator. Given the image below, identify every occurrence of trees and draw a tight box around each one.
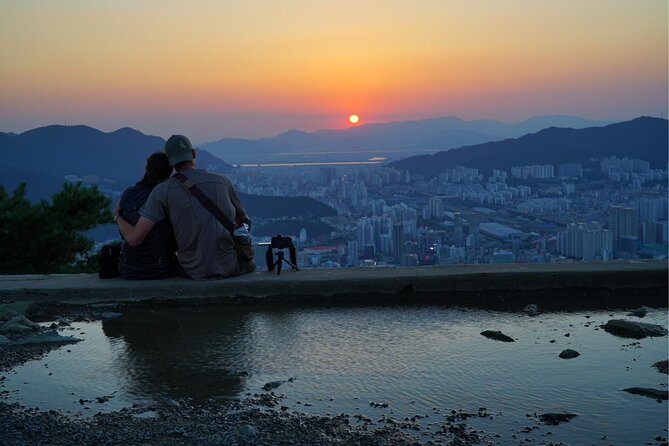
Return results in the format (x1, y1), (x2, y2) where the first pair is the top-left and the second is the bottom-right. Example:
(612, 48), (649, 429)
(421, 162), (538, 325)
(0, 182), (112, 274)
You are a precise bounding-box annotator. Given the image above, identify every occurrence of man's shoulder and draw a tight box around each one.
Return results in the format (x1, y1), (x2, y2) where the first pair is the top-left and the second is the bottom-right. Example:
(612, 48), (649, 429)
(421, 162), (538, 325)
(189, 169), (231, 184)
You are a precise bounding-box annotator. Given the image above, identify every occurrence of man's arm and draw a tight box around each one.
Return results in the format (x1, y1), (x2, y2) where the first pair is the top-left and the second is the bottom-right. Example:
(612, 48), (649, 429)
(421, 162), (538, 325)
(116, 215), (156, 247)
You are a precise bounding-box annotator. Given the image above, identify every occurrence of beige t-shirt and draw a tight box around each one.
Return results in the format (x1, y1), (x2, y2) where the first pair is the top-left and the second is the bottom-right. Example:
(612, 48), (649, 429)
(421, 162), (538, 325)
(140, 169), (248, 280)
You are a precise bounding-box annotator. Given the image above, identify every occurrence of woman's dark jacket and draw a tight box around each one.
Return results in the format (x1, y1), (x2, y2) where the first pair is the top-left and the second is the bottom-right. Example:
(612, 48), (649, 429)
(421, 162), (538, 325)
(118, 181), (177, 279)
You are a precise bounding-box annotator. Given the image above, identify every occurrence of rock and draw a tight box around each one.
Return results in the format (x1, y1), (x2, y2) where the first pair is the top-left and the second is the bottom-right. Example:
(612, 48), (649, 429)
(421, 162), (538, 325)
(262, 380), (285, 391)
(622, 387), (668, 400)
(523, 304), (540, 316)
(12, 331), (82, 346)
(0, 334), (9, 345)
(237, 424), (258, 437)
(602, 319), (668, 339)
(652, 359), (668, 374)
(0, 310), (21, 321)
(559, 349), (580, 359)
(100, 312), (122, 320)
(481, 330), (514, 342)
(539, 413), (577, 425)
(0, 315), (40, 334)
(627, 306), (649, 318)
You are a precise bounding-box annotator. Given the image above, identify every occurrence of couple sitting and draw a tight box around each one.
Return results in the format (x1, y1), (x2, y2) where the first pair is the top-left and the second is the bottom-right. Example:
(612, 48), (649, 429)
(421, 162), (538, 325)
(115, 135), (255, 280)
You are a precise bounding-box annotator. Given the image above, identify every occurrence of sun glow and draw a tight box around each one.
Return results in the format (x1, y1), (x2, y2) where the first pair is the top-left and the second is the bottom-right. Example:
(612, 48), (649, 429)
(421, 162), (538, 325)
(349, 114), (360, 124)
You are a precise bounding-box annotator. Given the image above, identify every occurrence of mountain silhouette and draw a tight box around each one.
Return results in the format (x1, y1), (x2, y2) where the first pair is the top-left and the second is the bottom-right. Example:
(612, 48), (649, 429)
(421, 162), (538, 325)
(0, 124), (336, 219)
(201, 115), (612, 163)
(0, 125), (233, 200)
(390, 117), (668, 176)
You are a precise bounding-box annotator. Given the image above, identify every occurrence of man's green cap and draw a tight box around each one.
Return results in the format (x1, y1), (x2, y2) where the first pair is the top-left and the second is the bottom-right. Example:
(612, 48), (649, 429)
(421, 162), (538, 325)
(164, 134), (194, 167)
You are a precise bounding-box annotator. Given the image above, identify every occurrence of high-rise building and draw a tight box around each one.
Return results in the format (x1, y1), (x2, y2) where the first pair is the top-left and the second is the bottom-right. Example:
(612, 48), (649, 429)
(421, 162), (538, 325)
(392, 223), (404, 265)
(608, 206), (638, 248)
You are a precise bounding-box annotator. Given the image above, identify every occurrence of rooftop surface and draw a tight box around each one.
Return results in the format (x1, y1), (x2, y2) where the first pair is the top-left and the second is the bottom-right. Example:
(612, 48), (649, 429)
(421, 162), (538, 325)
(0, 261), (666, 308)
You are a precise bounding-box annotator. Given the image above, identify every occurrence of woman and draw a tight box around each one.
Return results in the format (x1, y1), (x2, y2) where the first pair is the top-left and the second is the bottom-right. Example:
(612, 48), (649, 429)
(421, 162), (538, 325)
(116, 152), (177, 279)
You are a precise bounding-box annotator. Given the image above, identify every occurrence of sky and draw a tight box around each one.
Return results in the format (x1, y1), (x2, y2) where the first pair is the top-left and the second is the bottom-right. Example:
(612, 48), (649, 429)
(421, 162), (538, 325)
(1, 0), (667, 142)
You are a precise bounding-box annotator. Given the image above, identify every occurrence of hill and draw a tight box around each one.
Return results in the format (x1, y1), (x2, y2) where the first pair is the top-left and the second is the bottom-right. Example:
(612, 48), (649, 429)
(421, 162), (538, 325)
(390, 117), (668, 176)
(201, 115), (611, 164)
(0, 125), (234, 201)
(0, 125), (337, 221)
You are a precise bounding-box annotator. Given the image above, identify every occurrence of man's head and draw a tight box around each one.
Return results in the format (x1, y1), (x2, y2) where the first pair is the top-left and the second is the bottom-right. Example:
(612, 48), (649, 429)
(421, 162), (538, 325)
(164, 134), (196, 169)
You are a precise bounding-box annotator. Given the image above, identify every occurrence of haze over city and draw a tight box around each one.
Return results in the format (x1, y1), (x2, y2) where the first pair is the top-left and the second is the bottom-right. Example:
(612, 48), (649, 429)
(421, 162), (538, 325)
(1, 0), (667, 141)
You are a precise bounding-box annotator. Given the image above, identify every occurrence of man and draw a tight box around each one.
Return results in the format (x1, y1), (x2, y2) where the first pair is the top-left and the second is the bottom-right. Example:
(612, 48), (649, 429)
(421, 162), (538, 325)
(116, 135), (254, 280)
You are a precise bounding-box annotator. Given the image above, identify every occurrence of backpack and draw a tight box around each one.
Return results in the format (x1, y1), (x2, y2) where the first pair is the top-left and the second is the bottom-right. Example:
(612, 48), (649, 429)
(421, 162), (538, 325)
(99, 243), (121, 279)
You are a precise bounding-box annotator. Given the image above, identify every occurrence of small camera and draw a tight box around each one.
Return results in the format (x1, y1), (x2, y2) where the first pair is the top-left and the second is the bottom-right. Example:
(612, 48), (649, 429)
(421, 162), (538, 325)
(265, 235), (298, 275)
(270, 235), (294, 250)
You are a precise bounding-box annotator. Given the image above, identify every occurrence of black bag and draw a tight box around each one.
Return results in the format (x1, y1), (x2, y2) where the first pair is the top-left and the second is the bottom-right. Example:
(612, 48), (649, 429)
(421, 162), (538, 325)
(99, 243), (121, 279)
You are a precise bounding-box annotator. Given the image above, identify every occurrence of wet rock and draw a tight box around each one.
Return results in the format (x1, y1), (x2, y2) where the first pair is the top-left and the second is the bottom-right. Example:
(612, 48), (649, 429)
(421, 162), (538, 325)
(652, 359), (668, 374)
(262, 381), (285, 391)
(523, 304), (540, 316)
(0, 335), (9, 345)
(559, 349), (580, 359)
(100, 312), (122, 320)
(12, 331), (82, 346)
(627, 306), (649, 318)
(0, 310), (21, 321)
(622, 387), (668, 400)
(481, 330), (514, 342)
(0, 315), (40, 334)
(602, 320), (668, 339)
(237, 424), (258, 437)
(539, 413), (577, 425)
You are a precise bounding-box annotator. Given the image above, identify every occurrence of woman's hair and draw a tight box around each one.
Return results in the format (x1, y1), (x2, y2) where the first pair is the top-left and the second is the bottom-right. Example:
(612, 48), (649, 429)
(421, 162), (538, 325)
(141, 152), (173, 185)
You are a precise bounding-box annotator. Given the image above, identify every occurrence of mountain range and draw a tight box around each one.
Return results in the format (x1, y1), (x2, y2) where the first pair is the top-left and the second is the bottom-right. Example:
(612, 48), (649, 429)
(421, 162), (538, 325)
(0, 125), (335, 219)
(390, 117), (668, 176)
(0, 125), (233, 200)
(200, 115), (613, 164)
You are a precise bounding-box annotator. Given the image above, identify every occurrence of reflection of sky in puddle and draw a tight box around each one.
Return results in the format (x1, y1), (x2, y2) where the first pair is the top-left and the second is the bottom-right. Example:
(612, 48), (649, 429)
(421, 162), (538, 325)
(1, 305), (667, 443)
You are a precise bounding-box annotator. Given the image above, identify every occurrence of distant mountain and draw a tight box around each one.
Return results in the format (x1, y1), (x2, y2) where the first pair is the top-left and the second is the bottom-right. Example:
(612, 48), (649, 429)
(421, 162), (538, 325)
(201, 115), (612, 163)
(0, 125), (233, 201)
(390, 117), (668, 176)
(0, 124), (336, 221)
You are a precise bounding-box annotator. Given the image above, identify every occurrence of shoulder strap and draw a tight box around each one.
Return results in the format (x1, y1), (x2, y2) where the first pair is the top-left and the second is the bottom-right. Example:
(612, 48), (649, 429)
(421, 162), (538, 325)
(172, 172), (236, 236)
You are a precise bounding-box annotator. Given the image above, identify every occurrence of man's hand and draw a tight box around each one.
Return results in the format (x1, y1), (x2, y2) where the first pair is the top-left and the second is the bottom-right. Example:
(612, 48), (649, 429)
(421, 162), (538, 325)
(117, 215), (156, 246)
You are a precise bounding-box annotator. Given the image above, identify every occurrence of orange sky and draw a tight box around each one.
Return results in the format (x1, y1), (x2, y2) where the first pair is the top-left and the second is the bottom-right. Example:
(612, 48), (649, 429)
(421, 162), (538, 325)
(1, 0), (667, 141)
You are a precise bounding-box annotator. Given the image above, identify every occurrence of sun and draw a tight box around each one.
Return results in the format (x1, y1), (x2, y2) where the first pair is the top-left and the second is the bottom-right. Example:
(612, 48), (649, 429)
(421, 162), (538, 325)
(348, 114), (360, 124)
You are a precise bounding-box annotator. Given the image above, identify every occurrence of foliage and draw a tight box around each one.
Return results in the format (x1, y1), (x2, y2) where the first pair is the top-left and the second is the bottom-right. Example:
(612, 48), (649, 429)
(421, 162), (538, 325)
(0, 182), (112, 274)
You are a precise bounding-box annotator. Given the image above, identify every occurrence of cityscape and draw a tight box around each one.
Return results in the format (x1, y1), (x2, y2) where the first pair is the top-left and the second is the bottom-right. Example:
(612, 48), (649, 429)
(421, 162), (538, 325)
(220, 154), (668, 269)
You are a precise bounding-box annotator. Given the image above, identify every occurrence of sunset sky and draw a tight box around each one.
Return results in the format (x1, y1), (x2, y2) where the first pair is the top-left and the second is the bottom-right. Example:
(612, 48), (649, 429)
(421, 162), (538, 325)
(1, 0), (667, 142)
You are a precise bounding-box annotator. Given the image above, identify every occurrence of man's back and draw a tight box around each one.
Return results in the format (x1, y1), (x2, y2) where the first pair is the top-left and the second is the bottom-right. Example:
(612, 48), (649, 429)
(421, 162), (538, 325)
(140, 169), (247, 280)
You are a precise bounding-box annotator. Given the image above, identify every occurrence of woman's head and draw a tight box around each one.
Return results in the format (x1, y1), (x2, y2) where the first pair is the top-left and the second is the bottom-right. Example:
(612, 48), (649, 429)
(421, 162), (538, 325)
(142, 152), (172, 185)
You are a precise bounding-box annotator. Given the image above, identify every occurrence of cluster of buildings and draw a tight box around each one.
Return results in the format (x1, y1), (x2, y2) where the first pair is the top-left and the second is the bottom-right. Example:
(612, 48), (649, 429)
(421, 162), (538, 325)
(226, 155), (667, 269)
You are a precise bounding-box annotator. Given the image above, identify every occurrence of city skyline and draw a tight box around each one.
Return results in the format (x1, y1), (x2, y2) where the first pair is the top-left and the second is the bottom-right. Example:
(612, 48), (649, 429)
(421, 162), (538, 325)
(1, 1), (667, 141)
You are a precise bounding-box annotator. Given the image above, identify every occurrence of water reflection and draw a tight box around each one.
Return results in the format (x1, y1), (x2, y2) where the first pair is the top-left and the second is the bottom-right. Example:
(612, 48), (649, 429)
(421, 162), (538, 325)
(101, 306), (263, 402)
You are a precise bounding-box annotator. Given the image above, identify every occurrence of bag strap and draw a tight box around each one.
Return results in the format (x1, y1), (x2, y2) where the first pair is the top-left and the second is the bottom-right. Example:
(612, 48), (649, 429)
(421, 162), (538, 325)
(172, 172), (236, 236)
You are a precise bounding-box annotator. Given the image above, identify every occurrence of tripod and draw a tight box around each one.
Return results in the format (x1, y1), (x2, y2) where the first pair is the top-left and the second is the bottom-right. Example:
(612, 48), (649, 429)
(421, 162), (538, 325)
(267, 248), (299, 275)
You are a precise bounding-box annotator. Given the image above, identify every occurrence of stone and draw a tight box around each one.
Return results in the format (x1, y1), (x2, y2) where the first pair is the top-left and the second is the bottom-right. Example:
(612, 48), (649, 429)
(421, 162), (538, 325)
(12, 331), (82, 346)
(237, 424), (258, 437)
(0, 315), (40, 334)
(0, 310), (21, 321)
(627, 306), (649, 318)
(539, 413), (577, 425)
(263, 381), (285, 391)
(0, 334), (9, 345)
(481, 330), (514, 342)
(622, 387), (668, 400)
(559, 349), (580, 359)
(652, 359), (668, 374)
(523, 304), (540, 316)
(602, 319), (668, 339)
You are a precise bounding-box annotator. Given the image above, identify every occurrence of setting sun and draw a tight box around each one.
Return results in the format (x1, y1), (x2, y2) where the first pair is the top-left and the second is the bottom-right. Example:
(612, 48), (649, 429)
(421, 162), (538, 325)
(349, 114), (360, 124)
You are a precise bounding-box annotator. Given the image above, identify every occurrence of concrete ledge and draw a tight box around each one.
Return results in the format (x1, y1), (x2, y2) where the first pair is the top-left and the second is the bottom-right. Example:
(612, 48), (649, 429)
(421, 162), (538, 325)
(0, 261), (666, 308)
